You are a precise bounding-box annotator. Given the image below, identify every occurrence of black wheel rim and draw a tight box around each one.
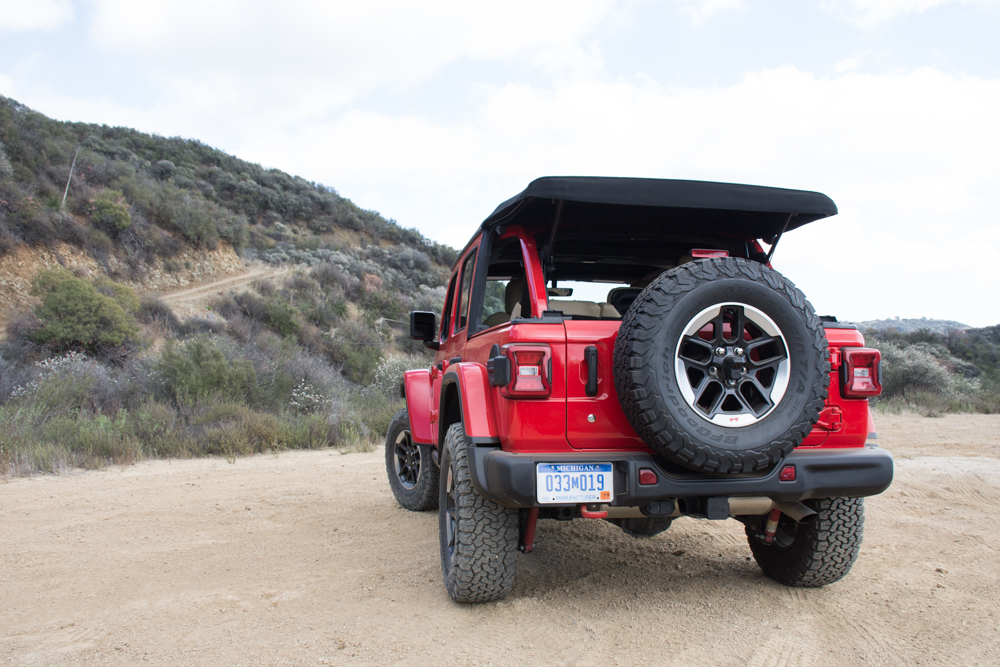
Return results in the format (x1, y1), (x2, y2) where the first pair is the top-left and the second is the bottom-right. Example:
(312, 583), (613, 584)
(675, 302), (790, 427)
(393, 430), (421, 490)
(444, 464), (457, 565)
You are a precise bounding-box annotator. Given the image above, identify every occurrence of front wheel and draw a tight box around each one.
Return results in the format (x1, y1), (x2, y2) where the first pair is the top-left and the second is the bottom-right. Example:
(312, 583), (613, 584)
(384, 409), (439, 511)
(439, 422), (519, 603)
(745, 497), (864, 587)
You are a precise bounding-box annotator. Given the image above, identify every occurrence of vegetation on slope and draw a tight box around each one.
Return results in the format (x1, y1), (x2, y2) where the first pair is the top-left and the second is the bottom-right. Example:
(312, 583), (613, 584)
(0, 96), (458, 475)
(0, 95), (456, 275)
(0, 265), (437, 476)
(866, 325), (1000, 415)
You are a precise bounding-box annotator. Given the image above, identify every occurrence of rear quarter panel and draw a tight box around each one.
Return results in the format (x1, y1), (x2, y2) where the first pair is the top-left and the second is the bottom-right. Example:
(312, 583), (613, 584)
(464, 323), (570, 452)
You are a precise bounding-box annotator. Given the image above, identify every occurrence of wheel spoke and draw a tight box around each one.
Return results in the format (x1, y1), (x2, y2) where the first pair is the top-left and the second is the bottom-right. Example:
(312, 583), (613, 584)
(733, 383), (769, 418)
(703, 386), (728, 418)
(745, 336), (788, 368)
(730, 306), (747, 343)
(678, 335), (715, 368)
(394, 432), (420, 490)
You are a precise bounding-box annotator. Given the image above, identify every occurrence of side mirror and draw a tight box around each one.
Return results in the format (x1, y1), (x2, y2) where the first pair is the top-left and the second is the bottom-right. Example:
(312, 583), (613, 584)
(410, 311), (438, 349)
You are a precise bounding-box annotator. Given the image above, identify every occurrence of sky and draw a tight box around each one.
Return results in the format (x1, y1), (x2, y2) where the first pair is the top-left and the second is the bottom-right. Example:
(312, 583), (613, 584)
(1, 0), (998, 326)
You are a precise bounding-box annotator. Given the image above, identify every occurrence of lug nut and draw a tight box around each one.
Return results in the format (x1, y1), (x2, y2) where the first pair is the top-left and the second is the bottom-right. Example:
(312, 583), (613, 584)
(715, 347), (726, 356)
(735, 347), (744, 356)
(709, 366), (718, 376)
(741, 367), (747, 375)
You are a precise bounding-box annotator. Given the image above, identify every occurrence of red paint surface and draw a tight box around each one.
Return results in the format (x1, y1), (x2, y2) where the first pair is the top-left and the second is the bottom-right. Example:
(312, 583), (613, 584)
(451, 363), (498, 439)
(403, 369), (435, 444)
(800, 326), (874, 449)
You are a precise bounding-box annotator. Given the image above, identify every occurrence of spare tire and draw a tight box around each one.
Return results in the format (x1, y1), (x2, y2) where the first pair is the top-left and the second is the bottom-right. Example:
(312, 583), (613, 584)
(613, 257), (829, 474)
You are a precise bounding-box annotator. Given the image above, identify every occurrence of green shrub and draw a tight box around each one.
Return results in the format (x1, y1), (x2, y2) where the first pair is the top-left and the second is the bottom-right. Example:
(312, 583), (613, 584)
(328, 320), (382, 385)
(0, 140), (12, 178)
(90, 188), (132, 233)
(157, 337), (258, 408)
(29, 269), (139, 352)
(233, 292), (301, 336)
(137, 295), (182, 333)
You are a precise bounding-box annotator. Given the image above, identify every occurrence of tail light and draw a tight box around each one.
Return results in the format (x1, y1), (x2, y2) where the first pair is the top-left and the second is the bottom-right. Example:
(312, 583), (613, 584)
(501, 344), (552, 398)
(841, 348), (882, 398)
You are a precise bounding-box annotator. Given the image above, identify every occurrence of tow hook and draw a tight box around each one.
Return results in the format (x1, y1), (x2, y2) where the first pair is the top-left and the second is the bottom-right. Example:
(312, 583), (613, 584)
(580, 504), (609, 519)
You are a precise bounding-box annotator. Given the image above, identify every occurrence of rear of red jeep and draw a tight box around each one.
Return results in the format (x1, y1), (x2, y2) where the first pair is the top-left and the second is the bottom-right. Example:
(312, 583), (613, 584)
(385, 177), (893, 603)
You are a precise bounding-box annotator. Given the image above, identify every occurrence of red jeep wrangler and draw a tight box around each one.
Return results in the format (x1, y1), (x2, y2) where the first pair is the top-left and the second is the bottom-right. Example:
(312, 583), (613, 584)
(385, 177), (893, 603)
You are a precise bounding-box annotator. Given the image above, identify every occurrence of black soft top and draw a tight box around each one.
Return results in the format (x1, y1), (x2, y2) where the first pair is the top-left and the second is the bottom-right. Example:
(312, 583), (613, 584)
(482, 176), (837, 239)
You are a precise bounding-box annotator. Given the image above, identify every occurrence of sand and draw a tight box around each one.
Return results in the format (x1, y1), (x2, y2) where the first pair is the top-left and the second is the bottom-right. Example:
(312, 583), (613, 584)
(2, 413), (999, 666)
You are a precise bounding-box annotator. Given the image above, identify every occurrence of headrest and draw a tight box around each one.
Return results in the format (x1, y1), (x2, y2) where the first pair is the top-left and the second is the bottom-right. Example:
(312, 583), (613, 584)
(505, 279), (526, 313)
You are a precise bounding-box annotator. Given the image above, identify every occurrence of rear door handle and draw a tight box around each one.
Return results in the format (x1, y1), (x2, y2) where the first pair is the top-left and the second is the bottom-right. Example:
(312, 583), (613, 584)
(585, 346), (598, 397)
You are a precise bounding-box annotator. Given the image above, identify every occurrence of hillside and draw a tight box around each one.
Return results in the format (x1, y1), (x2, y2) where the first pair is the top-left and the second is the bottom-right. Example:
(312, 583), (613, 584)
(0, 95), (455, 292)
(852, 317), (969, 334)
(0, 97), (454, 476)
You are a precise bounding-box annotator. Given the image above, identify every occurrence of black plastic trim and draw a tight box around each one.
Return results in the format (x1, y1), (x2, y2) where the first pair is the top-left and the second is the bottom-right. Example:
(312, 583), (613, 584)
(467, 446), (894, 509)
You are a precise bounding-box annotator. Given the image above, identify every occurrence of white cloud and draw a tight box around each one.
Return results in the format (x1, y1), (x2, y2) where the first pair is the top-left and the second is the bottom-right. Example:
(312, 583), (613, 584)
(0, 0), (73, 33)
(4, 2), (998, 325)
(231, 66), (1000, 324)
(678, 0), (744, 24)
(835, 0), (1000, 27)
(84, 0), (618, 123)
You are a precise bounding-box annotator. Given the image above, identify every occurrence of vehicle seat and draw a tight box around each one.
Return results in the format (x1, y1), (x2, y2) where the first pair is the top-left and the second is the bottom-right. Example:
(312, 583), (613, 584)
(483, 279), (528, 327)
(548, 300), (621, 319)
(606, 288), (643, 315)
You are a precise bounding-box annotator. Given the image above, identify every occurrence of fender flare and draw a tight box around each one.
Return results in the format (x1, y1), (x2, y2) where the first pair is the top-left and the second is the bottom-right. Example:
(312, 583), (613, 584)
(402, 368), (435, 444)
(439, 363), (499, 445)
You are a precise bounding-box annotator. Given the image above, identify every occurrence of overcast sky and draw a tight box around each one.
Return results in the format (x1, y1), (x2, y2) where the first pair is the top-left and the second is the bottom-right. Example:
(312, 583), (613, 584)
(1, 0), (998, 325)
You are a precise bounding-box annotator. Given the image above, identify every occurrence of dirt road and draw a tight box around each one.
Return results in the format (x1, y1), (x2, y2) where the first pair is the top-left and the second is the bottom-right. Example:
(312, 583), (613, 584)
(2, 414), (999, 666)
(155, 267), (287, 320)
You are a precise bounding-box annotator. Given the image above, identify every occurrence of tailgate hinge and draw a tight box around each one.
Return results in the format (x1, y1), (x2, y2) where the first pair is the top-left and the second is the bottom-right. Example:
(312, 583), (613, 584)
(829, 348), (841, 370)
(816, 406), (843, 432)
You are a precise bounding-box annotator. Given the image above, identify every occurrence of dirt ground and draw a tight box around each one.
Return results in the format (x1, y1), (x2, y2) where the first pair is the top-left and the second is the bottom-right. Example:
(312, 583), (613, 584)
(2, 413), (999, 666)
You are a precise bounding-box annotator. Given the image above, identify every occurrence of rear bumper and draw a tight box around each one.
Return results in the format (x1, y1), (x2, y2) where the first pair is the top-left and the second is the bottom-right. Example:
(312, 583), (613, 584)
(467, 445), (894, 509)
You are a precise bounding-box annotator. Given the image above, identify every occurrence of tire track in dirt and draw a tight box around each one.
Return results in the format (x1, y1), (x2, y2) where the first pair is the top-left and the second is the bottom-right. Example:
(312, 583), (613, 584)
(158, 267), (287, 305)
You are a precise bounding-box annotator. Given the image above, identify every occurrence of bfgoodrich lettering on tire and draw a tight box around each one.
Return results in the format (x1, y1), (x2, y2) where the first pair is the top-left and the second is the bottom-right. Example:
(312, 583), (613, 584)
(439, 423), (519, 603)
(613, 257), (830, 474)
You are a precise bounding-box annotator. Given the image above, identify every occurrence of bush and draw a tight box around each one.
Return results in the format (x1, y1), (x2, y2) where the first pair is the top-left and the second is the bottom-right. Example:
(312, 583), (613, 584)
(0, 141), (12, 178)
(29, 269), (139, 352)
(90, 188), (132, 234)
(372, 354), (427, 397)
(137, 295), (182, 334)
(328, 320), (382, 385)
(874, 340), (957, 399)
(157, 337), (258, 408)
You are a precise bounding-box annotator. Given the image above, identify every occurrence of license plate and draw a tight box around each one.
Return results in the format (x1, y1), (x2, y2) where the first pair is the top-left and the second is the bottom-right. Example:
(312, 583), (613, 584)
(536, 463), (614, 504)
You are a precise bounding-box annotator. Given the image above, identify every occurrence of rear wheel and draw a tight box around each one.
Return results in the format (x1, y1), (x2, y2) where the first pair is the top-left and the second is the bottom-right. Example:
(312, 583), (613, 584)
(746, 497), (864, 587)
(439, 423), (519, 603)
(384, 409), (439, 511)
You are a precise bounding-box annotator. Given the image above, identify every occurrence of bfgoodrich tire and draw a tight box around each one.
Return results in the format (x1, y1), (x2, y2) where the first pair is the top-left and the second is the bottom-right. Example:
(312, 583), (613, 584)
(385, 409), (439, 511)
(745, 497), (864, 587)
(439, 423), (519, 603)
(613, 257), (830, 474)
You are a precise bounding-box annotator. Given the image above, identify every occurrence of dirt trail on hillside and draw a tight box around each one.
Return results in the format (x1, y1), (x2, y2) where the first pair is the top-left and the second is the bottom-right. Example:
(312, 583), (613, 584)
(2, 414), (999, 666)
(155, 267), (288, 319)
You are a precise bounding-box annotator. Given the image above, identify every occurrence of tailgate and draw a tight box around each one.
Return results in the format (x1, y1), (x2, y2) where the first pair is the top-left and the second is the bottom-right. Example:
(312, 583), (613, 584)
(564, 320), (648, 450)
